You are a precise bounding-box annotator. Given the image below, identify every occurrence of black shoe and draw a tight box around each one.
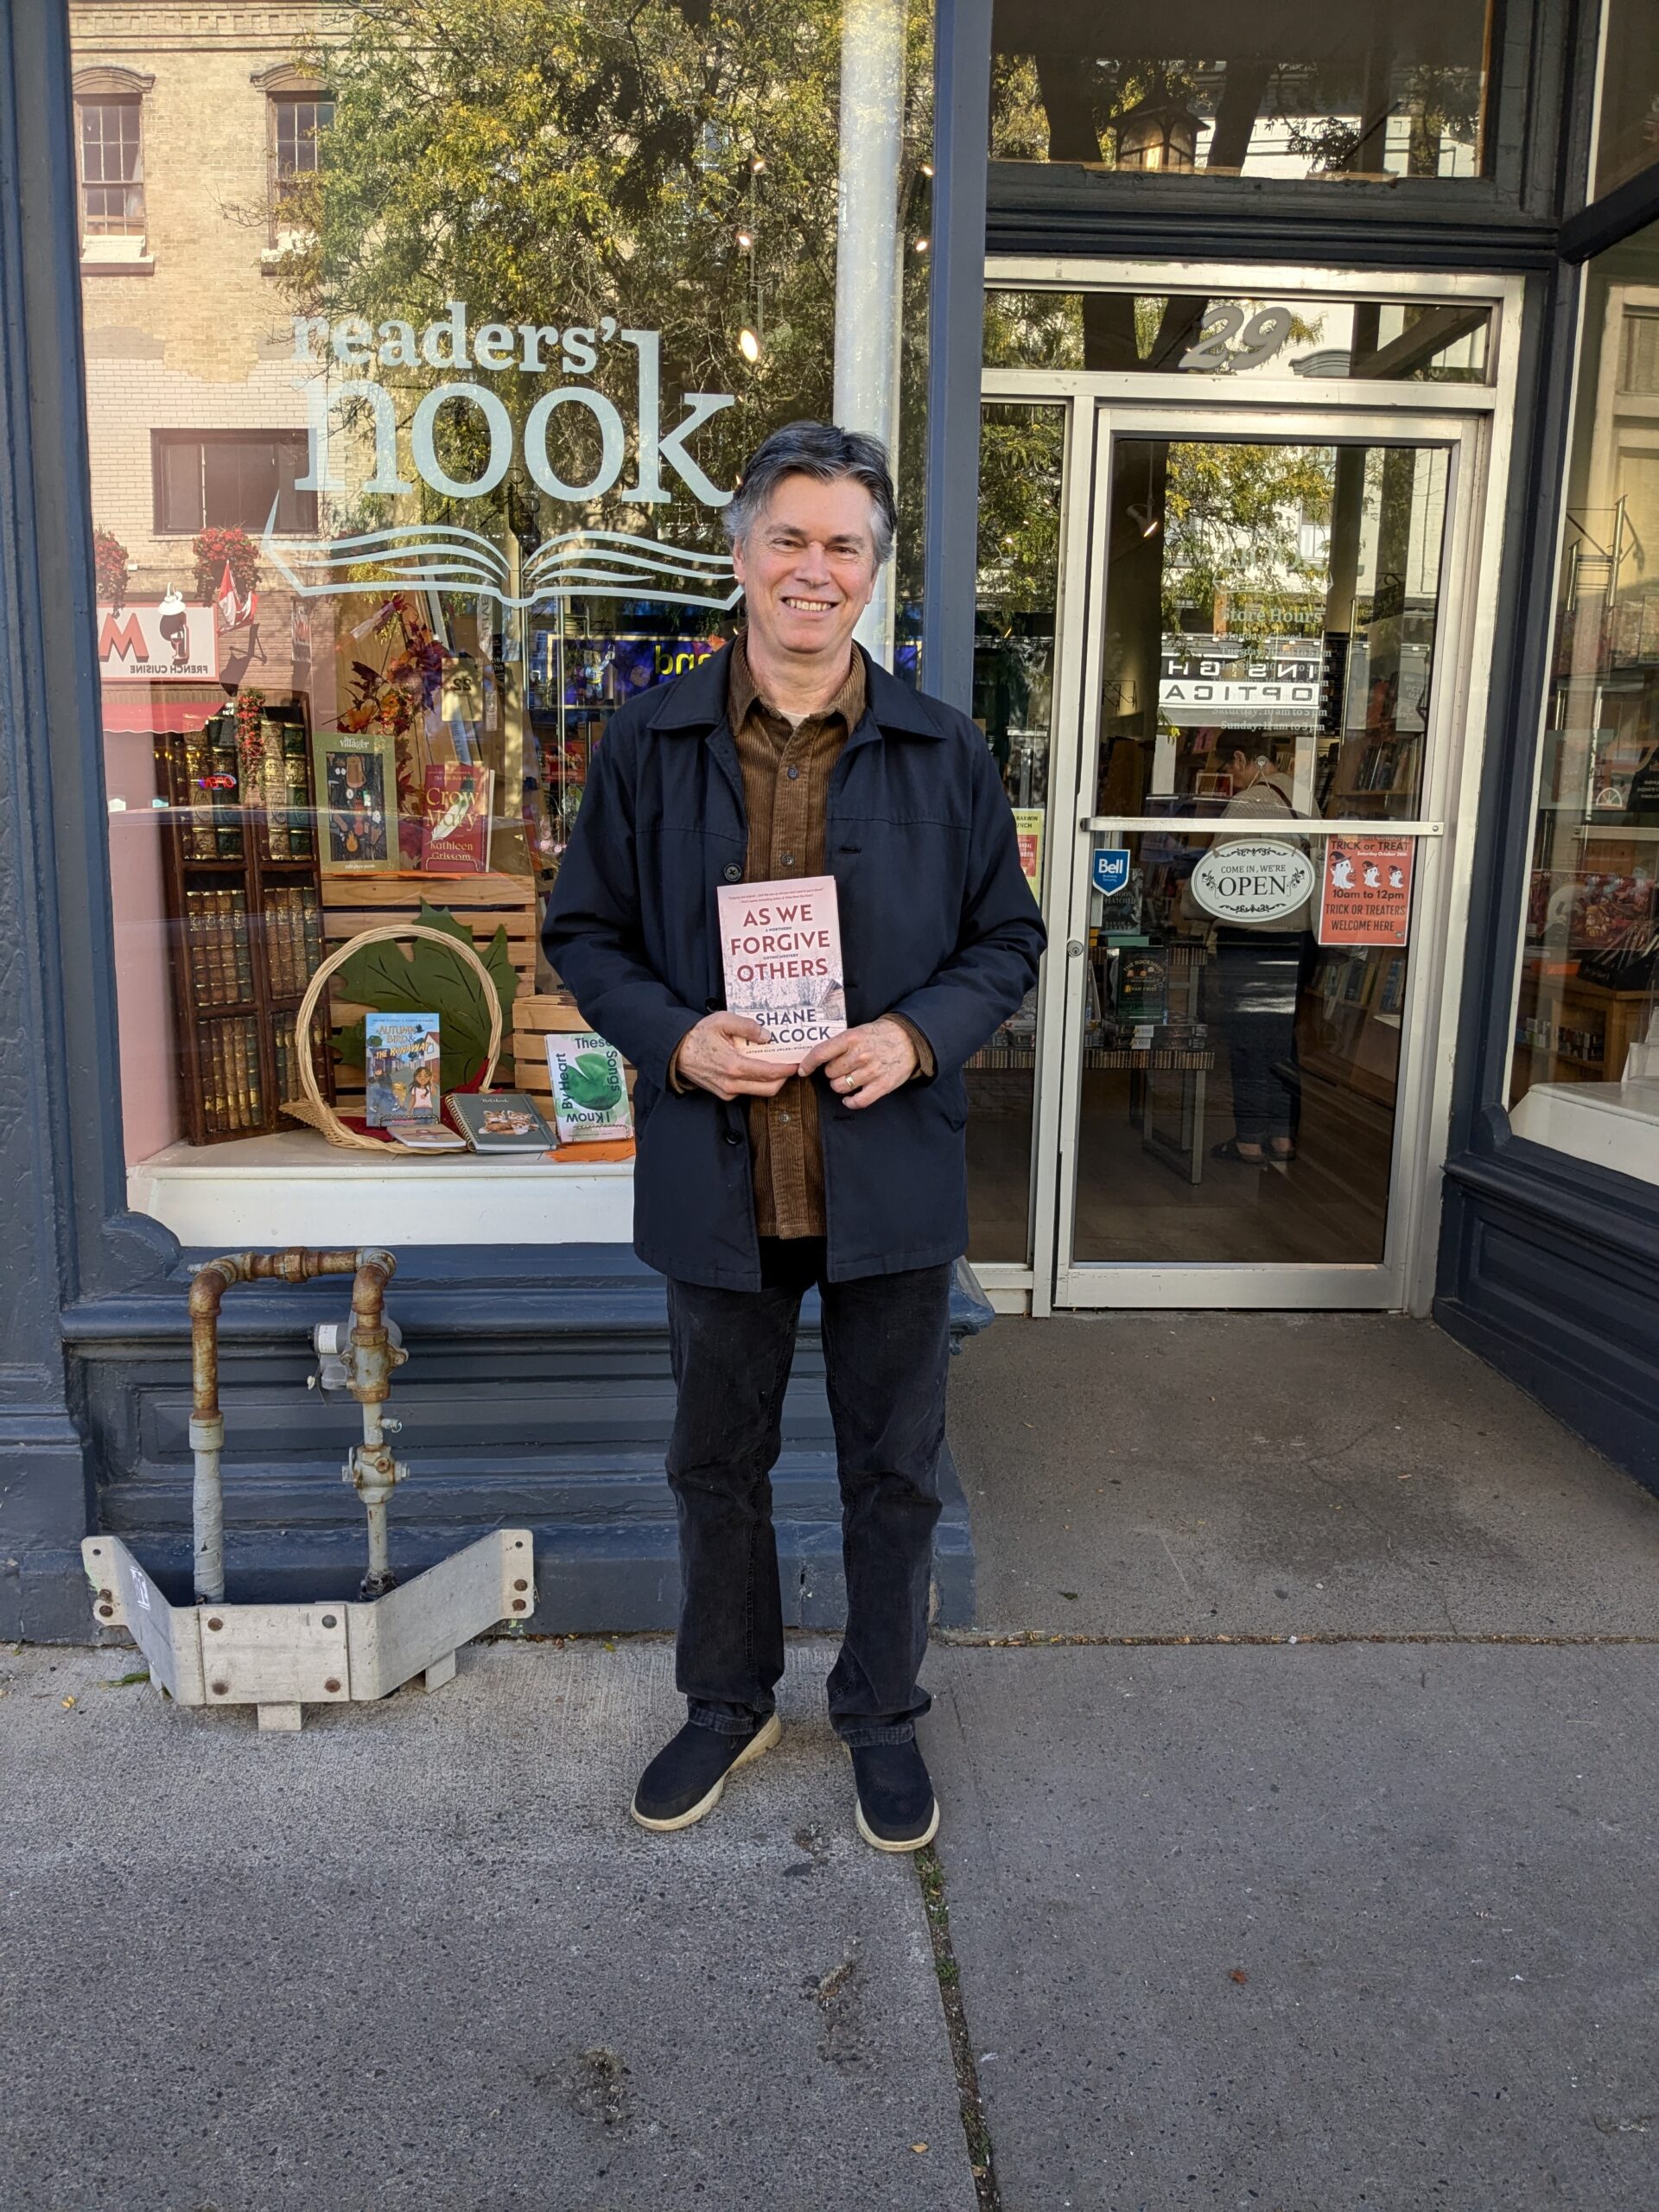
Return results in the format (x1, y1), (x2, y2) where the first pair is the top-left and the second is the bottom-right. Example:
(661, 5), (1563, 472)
(630, 1714), (782, 1832)
(850, 1739), (939, 1853)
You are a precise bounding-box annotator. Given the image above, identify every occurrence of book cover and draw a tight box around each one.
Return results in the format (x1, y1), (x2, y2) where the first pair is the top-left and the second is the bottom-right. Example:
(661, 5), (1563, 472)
(444, 1090), (555, 1154)
(1115, 950), (1168, 1026)
(364, 1011), (442, 1127)
(544, 1032), (632, 1142)
(384, 1118), (467, 1151)
(423, 764), (493, 873)
(715, 874), (847, 1064)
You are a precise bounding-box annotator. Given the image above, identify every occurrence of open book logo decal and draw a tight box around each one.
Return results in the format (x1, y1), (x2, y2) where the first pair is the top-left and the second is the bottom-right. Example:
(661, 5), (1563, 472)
(260, 507), (741, 613)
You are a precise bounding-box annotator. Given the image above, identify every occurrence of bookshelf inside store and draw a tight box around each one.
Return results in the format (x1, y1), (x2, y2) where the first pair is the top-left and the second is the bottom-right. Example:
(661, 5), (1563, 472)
(156, 702), (333, 1146)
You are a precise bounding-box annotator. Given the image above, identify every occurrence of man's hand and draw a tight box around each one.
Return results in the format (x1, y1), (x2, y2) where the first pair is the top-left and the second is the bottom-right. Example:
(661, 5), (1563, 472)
(798, 1017), (918, 1110)
(675, 1011), (797, 1099)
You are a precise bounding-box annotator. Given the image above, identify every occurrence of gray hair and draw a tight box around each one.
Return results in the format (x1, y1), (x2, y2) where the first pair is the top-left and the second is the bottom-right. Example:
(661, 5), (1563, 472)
(722, 421), (896, 567)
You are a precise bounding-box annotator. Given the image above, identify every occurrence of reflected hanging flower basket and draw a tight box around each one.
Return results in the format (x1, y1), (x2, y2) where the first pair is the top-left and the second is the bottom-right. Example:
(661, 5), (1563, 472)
(192, 524), (258, 609)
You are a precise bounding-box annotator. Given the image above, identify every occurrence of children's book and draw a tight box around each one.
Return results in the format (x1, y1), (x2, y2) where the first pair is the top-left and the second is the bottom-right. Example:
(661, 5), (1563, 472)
(422, 764), (493, 873)
(444, 1090), (555, 1154)
(715, 874), (846, 1064)
(383, 1119), (466, 1151)
(544, 1032), (633, 1142)
(364, 1012), (441, 1127)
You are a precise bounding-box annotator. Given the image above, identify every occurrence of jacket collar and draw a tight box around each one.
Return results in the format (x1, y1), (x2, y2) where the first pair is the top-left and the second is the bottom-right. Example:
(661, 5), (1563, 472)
(652, 638), (944, 739)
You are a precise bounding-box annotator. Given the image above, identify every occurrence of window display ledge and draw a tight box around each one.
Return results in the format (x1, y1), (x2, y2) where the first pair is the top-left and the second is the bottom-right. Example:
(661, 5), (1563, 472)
(1509, 1080), (1659, 1191)
(127, 1129), (634, 1249)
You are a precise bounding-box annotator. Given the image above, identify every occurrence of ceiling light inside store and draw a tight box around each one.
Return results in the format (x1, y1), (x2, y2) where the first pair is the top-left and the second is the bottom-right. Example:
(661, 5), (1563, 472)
(736, 230), (753, 248)
(1128, 502), (1161, 538)
(738, 327), (761, 362)
(913, 237), (930, 253)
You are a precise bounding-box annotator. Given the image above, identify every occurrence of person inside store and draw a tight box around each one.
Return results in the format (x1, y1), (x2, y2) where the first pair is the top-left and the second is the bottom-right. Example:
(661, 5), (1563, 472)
(544, 422), (1045, 1852)
(1199, 735), (1313, 1169)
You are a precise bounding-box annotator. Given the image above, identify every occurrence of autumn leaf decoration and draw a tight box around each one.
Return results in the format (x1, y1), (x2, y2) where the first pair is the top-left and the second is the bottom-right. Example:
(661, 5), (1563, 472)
(331, 903), (515, 1094)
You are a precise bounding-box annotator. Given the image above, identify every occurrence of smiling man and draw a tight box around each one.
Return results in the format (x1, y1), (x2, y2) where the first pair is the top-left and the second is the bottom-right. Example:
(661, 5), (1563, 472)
(543, 423), (1044, 1851)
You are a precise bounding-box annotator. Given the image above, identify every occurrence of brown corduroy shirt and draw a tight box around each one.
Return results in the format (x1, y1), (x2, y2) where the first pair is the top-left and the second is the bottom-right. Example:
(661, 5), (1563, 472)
(671, 634), (931, 1239)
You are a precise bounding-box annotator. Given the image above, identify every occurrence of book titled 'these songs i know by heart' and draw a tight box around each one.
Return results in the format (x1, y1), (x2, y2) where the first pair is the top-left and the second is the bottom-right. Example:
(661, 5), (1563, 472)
(716, 874), (848, 1065)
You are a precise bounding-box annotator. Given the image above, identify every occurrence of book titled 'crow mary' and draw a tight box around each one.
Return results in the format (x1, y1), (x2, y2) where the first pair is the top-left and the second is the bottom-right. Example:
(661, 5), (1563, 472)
(716, 874), (847, 1065)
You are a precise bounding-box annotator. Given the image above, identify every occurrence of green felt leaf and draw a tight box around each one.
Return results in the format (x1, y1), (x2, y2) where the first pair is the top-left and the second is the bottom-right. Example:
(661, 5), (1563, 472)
(329, 902), (515, 1090)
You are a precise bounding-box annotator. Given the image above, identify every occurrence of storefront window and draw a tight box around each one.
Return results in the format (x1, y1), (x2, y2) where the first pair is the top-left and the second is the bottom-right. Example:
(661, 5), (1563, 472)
(1509, 219), (1659, 1185)
(989, 0), (1492, 181)
(74, 0), (931, 1235)
(986, 290), (1493, 383)
(1592, 0), (1659, 200)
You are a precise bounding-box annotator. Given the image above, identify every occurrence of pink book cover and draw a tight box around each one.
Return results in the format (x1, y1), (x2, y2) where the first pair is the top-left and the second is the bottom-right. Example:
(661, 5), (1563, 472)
(422, 763), (493, 873)
(716, 874), (847, 1064)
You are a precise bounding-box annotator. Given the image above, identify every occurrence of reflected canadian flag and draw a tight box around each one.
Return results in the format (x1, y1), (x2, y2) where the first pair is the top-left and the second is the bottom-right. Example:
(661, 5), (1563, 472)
(214, 560), (257, 632)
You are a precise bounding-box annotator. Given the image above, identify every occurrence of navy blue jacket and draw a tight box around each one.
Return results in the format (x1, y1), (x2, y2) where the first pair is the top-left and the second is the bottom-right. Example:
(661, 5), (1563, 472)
(542, 643), (1045, 1289)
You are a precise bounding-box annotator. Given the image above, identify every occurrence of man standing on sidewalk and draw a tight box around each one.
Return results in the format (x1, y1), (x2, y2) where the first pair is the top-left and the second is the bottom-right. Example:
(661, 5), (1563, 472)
(543, 423), (1044, 1851)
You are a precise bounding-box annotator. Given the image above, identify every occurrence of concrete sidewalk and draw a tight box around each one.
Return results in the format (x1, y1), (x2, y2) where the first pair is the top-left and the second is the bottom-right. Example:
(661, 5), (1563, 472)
(7, 1313), (1659, 2211)
(947, 1313), (1659, 1638)
(1, 1637), (973, 2212)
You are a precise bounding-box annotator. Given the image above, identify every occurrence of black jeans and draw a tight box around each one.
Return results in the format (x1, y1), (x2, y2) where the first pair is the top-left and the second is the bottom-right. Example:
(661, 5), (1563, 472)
(664, 1237), (950, 1749)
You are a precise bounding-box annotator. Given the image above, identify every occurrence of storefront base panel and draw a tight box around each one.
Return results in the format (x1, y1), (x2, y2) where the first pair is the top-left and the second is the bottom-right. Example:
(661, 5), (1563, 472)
(1437, 1153), (1659, 1496)
(0, 1417), (99, 1644)
(48, 1247), (976, 1643)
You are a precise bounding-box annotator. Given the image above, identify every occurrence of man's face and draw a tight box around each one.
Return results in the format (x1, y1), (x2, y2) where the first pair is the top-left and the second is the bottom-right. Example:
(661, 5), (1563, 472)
(731, 473), (880, 664)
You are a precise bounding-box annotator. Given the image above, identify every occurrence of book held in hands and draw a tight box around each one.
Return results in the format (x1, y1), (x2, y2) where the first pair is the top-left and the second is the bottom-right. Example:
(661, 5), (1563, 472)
(715, 874), (847, 1064)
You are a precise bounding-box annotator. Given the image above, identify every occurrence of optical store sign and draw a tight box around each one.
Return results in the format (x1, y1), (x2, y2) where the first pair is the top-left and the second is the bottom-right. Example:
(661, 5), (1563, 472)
(1160, 637), (1321, 728)
(268, 303), (742, 612)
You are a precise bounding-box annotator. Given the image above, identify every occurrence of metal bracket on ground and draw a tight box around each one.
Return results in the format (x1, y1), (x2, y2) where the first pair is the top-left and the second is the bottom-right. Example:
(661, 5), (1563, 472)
(82, 1529), (536, 1732)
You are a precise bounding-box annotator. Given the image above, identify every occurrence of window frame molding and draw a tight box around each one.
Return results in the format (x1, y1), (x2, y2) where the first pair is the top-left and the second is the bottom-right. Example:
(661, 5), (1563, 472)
(70, 68), (152, 256)
(149, 428), (317, 539)
(986, 0), (1574, 261)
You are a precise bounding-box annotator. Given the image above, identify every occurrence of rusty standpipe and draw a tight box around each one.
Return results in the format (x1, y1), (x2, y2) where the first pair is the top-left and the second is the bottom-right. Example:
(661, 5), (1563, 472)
(187, 1249), (407, 1604)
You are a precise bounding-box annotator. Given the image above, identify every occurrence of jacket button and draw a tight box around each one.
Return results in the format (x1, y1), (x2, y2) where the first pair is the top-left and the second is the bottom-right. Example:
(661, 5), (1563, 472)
(722, 1130), (741, 1147)
(786, 765), (800, 780)
(781, 852), (795, 868)
(723, 863), (741, 881)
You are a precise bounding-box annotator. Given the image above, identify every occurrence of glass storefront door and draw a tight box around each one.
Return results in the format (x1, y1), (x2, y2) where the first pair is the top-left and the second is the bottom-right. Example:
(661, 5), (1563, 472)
(969, 276), (1515, 1310)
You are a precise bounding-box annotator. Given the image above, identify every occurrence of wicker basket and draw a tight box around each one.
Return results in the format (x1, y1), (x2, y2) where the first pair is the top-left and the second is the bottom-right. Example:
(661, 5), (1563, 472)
(281, 922), (503, 1154)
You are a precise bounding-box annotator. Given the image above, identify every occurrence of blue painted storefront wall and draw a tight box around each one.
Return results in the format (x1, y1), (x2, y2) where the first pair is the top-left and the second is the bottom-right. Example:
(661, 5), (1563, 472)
(3, 0), (1658, 1642)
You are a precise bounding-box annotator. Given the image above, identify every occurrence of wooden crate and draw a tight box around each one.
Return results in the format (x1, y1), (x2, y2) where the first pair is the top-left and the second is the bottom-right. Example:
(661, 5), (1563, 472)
(512, 992), (636, 1101)
(322, 872), (537, 1114)
(321, 872), (538, 994)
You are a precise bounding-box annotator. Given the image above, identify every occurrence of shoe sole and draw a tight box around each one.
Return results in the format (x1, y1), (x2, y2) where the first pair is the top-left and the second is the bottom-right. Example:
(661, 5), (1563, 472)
(630, 1713), (783, 1833)
(855, 1794), (940, 1853)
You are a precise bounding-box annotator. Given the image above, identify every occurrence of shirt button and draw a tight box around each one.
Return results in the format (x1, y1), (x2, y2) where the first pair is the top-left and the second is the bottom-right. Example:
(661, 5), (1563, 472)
(723, 863), (741, 881)
(786, 765), (800, 780)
